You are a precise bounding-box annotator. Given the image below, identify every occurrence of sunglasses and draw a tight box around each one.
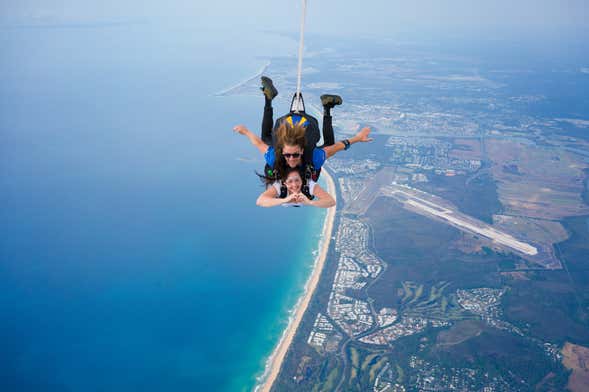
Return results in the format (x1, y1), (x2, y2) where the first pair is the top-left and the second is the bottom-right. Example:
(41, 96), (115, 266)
(282, 153), (302, 158)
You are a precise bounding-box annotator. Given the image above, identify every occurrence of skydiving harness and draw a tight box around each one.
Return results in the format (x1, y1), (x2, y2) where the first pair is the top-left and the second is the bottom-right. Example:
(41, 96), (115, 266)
(281, 111), (321, 182)
(264, 161), (320, 181)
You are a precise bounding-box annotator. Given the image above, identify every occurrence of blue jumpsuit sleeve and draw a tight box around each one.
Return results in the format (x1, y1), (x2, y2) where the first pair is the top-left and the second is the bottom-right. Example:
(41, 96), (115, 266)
(312, 148), (326, 169)
(264, 146), (276, 167)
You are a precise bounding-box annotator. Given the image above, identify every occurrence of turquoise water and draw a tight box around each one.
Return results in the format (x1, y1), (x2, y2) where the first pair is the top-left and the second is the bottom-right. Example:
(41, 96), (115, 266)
(0, 24), (326, 391)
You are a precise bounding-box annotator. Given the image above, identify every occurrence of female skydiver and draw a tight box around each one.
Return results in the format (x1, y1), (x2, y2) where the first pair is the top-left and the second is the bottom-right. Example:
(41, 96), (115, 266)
(256, 166), (335, 208)
(233, 76), (373, 184)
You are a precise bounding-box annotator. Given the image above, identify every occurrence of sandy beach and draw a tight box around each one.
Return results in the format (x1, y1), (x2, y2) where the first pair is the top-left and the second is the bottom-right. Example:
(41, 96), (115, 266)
(258, 169), (337, 392)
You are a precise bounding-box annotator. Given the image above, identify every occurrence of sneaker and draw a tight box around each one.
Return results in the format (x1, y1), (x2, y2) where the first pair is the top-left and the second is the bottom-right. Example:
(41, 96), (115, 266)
(321, 94), (343, 109)
(260, 76), (278, 100)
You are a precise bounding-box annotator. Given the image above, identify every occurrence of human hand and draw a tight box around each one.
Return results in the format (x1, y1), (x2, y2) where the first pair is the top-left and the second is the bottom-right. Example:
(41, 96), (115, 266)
(282, 193), (300, 204)
(355, 127), (373, 143)
(233, 125), (250, 136)
(295, 193), (312, 205)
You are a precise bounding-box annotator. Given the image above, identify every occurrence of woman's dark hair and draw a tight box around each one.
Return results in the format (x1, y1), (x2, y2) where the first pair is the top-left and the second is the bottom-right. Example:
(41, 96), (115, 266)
(283, 166), (303, 181)
(257, 122), (306, 186)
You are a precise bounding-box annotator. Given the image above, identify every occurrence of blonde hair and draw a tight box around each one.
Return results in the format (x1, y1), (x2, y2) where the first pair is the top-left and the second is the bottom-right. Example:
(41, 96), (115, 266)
(274, 122), (306, 152)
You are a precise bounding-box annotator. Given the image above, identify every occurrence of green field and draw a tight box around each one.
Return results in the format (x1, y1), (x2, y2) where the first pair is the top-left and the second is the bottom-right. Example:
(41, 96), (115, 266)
(365, 197), (503, 313)
(414, 171), (502, 224)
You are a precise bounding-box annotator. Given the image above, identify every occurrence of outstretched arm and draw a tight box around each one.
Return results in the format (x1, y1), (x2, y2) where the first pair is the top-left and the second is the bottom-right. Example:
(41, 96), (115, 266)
(233, 125), (270, 155)
(299, 184), (336, 208)
(323, 127), (373, 159)
(256, 186), (283, 207)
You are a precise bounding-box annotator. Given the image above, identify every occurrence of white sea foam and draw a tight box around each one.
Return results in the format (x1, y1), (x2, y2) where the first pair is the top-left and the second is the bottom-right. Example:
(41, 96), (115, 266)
(253, 215), (328, 391)
(253, 171), (336, 392)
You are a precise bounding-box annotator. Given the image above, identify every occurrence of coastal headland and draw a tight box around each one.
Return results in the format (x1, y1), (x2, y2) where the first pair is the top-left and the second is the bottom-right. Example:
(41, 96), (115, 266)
(258, 169), (337, 392)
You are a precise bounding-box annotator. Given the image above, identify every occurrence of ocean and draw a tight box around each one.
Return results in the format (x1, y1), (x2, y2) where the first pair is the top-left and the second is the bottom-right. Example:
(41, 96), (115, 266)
(0, 23), (326, 391)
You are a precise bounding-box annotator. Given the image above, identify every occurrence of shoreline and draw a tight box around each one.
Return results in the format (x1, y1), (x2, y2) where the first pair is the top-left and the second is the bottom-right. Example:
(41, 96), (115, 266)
(256, 169), (337, 392)
(215, 60), (271, 96)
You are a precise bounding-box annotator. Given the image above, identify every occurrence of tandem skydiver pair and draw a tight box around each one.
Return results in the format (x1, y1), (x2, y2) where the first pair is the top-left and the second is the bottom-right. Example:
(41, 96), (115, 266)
(234, 76), (373, 208)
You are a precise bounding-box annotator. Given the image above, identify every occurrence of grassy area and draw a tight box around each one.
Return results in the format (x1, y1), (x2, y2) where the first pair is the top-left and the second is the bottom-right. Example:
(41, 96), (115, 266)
(350, 347), (360, 368)
(366, 198), (503, 312)
(415, 172), (502, 224)
(369, 357), (388, 385)
(499, 215), (589, 345)
(436, 320), (485, 346)
(361, 354), (379, 372)
(323, 367), (339, 391)
(396, 364), (404, 383)
(349, 347), (360, 384)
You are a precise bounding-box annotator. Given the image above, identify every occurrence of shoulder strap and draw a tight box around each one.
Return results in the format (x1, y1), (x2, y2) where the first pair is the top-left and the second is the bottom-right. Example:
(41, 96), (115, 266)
(301, 176), (315, 200)
(264, 164), (281, 184)
(285, 113), (309, 128)
(302, 163), (321, 182)
(279, 185), (288, 199)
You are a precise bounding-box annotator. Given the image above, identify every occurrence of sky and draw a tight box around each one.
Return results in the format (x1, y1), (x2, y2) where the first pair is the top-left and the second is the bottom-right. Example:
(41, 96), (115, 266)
(1, 0), (587, 39)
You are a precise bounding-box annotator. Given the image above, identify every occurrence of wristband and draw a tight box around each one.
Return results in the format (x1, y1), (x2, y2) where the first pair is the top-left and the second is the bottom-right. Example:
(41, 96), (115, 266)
(342, 139), (351, 150)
